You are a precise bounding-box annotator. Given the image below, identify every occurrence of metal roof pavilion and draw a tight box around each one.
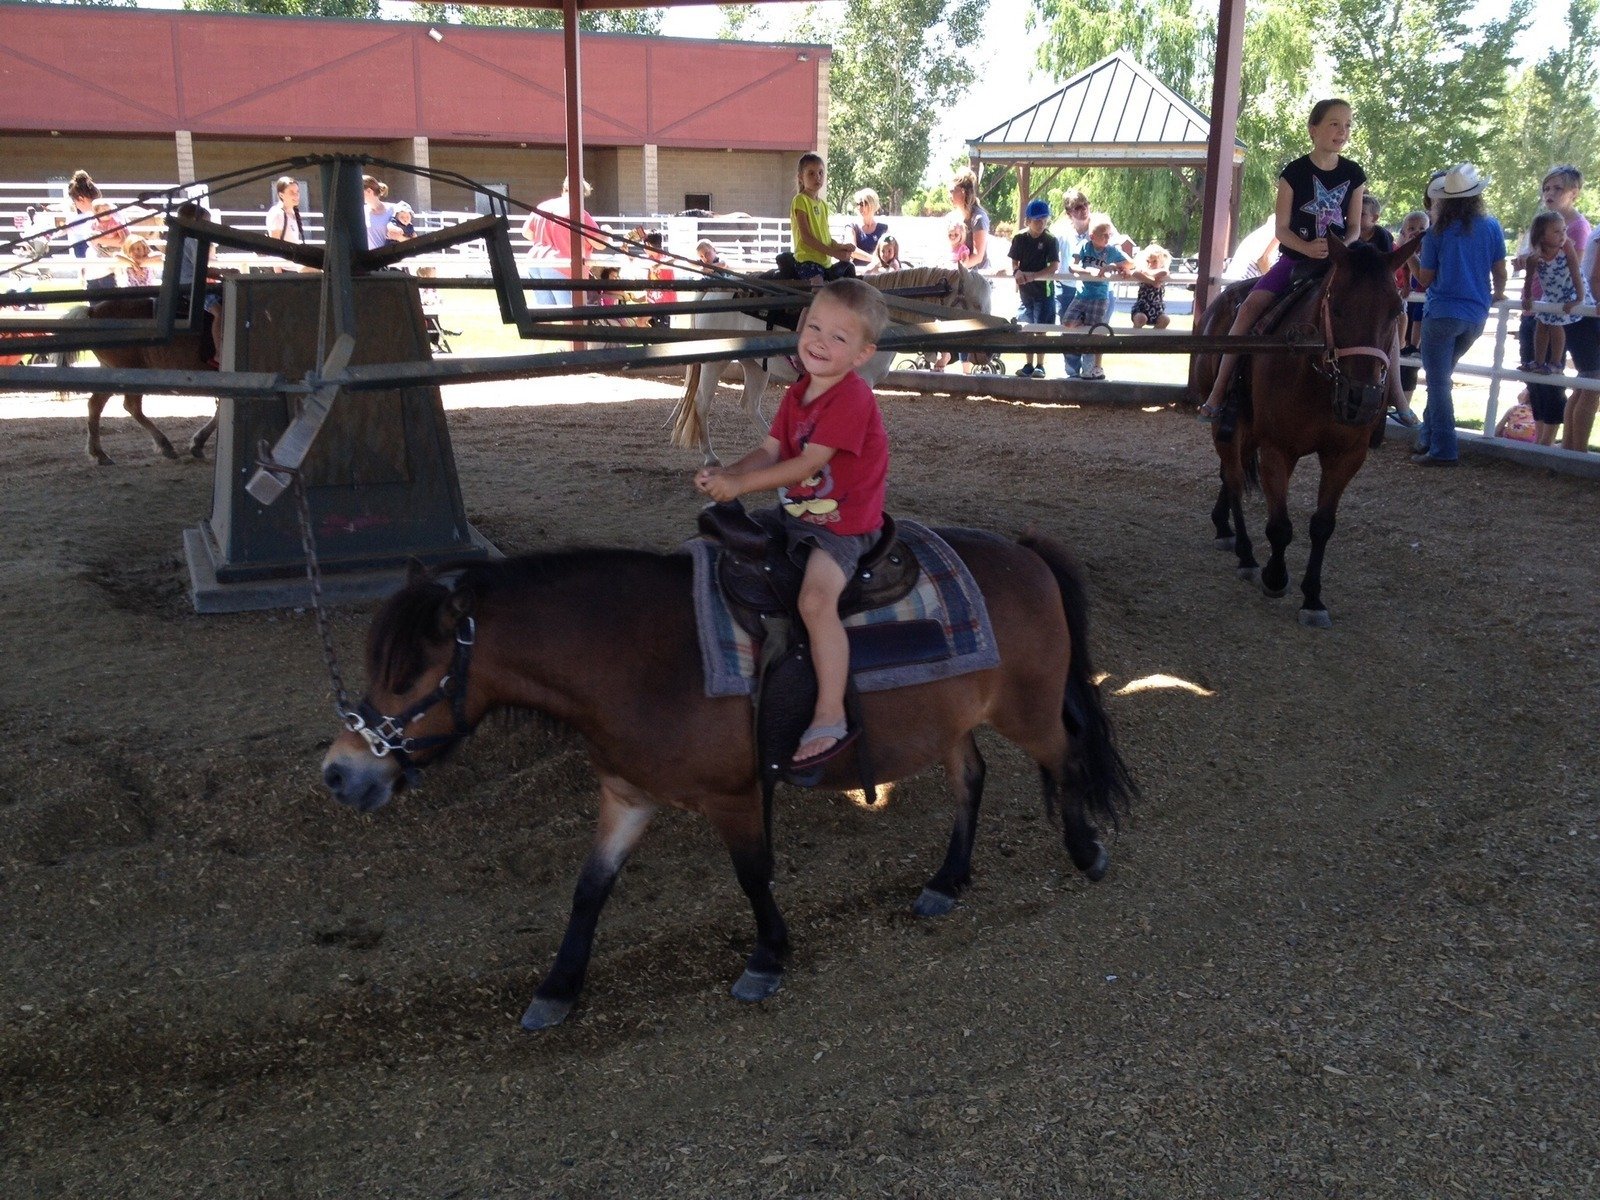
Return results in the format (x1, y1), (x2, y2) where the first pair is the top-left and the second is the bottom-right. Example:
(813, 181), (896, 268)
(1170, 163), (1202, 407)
(965, 50), (1245, 170)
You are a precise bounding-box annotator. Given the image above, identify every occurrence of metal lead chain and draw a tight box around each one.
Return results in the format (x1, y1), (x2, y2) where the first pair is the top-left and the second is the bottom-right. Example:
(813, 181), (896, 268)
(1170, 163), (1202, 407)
(262, 438), (353, 718)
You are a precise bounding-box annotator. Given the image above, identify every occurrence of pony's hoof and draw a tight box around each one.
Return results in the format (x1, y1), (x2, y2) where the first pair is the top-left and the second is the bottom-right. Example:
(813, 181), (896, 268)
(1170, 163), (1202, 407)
(188, 443), (207, 461)
(1236, 566), (1260, 583)
(1082, 844), (1110, 882)
(731, 969), (783, 1003)
(90, 452), (113, 467)
(1298, 608), (1333, 629)
(1214, 535), (1235, 551)
(1261, 581), (1288, 599)
(912, 887), (958, 917)
(157, 442), (180, 461)
(519, 995), (573, 1031)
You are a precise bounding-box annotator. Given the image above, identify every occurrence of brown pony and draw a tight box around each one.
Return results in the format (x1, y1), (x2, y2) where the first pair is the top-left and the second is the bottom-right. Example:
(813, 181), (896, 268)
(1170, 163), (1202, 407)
(62, 299), (218, 465)
(320, 530), (1135, 1029)
(1189, 235), (1420, 627)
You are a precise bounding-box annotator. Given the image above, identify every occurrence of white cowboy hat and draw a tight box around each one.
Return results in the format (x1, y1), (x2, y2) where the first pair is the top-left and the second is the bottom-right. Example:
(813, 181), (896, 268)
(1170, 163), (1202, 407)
(1428, 163), (1490, 200)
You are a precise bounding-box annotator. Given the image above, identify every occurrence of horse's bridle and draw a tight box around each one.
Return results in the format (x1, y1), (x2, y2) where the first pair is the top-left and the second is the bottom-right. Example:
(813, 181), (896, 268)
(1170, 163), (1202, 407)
(343, 616), (477, 775)
(1313, 275), (1393, 424)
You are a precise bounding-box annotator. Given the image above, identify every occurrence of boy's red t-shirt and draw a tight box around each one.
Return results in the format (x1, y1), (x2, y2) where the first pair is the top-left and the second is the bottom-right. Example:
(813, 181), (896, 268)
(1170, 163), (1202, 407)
(768, 372), (888, 536)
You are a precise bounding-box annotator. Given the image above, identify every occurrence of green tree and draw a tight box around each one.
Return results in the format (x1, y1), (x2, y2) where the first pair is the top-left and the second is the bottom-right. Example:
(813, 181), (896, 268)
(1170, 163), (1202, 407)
(1324, 0), (1531, 220)
(410, 3), (663, 34)
(184, 0), (380, 16)
(1480, 0), (1600, 234)
(794, 0), (987, 213)
(1024, 0), (1313, 252)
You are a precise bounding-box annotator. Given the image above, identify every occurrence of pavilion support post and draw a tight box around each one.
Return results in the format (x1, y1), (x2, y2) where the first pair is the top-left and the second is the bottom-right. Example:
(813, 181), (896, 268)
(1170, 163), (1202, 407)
(1019, 164), (1031, 224)
(562, 0), (586, 287)
(174, 131), (196, 186)
(1195, 0), (1246, 313)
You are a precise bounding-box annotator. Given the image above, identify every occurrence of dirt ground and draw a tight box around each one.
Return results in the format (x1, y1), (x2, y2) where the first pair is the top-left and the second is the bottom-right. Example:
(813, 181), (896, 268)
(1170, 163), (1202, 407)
(2, 374), (1597, 1199)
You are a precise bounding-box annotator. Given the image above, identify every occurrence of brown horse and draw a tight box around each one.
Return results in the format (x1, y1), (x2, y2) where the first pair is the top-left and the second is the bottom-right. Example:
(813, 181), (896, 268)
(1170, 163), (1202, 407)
(1189, 235), (1420, 627)
(320, 530), (1135, 1029)
(61, 299), (218, 465)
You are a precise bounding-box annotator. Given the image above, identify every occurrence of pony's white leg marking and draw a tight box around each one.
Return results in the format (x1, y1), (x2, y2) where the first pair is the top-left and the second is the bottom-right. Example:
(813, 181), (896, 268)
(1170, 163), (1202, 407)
(594, 775), (657, 872)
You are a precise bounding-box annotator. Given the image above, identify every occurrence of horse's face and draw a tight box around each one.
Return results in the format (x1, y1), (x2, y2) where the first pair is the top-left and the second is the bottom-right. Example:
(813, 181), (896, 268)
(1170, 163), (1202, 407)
(321, 574), (477, 812)
(1322, 236), (1410, 384)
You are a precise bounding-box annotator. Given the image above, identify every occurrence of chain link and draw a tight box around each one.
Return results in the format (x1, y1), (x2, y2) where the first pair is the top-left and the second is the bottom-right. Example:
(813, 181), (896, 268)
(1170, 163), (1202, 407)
(257, 438), (353, 718)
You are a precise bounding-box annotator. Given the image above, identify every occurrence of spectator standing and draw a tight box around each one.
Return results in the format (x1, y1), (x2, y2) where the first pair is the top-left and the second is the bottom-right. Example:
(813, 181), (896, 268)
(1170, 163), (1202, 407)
(1358, 194), (1394, 251)
(1565, 234), (1600, 451)
(266, 176), (304, 246)
(361, 175), (396, 251)
(1061, 215), (1129, 380)
(1392, 209), (1429, 426)
(849, 188), (889, 264)
(644, 231), (676, 328)
(1053, 189), (1091, 377)
(1411, 163), (1508, 466)
(64, 171), (119, 292)
(1008, 198), (1059, 377)
(1521, 209), (1586, 378)
(948, 167), (990, 271)
(1513, 166), (1591, 443)
(521, 176), (605, 307)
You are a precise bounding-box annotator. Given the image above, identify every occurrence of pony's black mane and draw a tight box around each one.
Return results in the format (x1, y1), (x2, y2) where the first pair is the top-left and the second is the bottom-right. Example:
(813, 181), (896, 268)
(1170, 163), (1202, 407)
(1338, 240), (1390, 279)
(366, 548), (666, 690)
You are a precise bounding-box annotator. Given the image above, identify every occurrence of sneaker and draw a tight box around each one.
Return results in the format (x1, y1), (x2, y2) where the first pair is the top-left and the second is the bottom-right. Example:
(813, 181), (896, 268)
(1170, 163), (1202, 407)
(1032, 367), (1047, 379)
(1080, 367), (1106, 380)
(1017, 364), (1035, 377)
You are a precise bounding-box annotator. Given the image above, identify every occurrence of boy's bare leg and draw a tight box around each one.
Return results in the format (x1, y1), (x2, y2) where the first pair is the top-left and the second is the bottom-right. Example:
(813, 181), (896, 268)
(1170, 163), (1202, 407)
(794, 551), (850, 764)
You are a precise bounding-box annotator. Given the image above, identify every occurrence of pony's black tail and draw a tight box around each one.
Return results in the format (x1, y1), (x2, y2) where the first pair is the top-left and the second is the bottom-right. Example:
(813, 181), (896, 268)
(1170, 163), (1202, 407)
(1242, 447), (1260, 494)
(1016, 534), (1137, 830)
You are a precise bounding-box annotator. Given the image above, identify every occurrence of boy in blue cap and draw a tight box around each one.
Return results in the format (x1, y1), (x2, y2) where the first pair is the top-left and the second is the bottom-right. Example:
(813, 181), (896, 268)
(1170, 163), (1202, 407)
(1009, 198), (1060, 377)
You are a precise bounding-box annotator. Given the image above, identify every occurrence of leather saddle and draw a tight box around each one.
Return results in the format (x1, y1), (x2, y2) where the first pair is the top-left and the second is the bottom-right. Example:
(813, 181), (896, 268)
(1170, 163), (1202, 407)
(1212, 263), (1328, 442)
(698, 501), (921, 639)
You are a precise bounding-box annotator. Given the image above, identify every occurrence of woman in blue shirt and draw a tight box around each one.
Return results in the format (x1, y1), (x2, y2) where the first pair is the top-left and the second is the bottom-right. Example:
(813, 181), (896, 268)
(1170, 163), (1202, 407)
(1412, 164), (1508, 466)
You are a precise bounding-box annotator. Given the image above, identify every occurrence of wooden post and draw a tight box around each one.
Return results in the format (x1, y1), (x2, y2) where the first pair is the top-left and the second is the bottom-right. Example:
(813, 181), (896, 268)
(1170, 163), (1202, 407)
(1195, 0), (1247, 313)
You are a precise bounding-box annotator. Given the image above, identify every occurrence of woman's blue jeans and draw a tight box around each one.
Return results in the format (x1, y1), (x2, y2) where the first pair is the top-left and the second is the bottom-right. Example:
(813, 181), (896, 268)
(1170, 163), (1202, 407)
(1417, 315), (1486, 461)
(528, 263), (563, 308)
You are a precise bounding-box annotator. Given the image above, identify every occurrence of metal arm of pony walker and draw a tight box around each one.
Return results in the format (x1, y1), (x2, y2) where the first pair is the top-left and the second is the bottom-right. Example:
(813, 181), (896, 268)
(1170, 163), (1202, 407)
(243, 332), (356, 505)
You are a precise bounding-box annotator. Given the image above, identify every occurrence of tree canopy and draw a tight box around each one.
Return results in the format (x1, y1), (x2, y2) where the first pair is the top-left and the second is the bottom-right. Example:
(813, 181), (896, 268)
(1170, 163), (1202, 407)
(791, 0), (987, 213)
(184, 0), (381, 17)
(410, 3), (663, 35)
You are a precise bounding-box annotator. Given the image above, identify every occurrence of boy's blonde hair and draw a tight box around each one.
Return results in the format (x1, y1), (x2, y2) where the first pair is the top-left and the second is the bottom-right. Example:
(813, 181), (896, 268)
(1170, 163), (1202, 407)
(813, 278), (889, 344)
(1088, 214), (1115, 238)
(1400, 209), (1429, 231)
